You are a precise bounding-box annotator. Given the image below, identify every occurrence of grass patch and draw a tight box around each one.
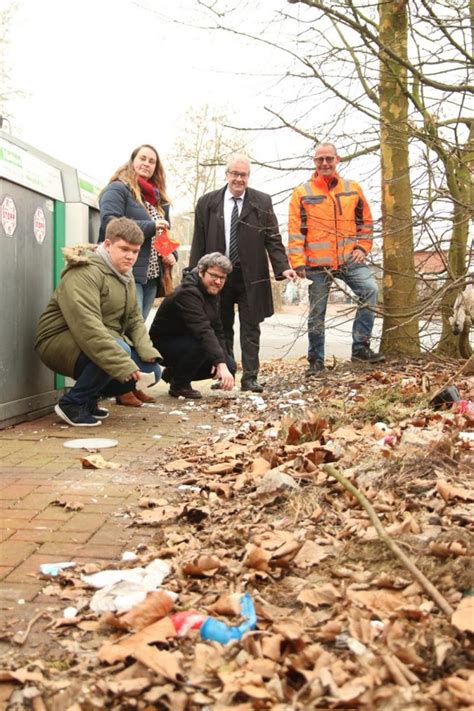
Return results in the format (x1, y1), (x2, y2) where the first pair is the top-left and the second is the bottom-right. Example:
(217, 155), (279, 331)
(351, 385), (429, 423)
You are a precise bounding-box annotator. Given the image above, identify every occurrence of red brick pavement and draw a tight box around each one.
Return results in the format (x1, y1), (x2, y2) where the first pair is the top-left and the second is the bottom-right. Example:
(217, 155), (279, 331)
(0, 383), (224, 611)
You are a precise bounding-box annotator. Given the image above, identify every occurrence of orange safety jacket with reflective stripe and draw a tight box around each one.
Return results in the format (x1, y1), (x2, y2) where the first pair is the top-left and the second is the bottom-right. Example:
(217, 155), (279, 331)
(288, 172), (373, 270)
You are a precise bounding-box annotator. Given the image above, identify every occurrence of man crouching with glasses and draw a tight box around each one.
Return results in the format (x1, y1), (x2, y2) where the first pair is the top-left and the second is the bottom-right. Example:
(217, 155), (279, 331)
(150, 253), (236, 399)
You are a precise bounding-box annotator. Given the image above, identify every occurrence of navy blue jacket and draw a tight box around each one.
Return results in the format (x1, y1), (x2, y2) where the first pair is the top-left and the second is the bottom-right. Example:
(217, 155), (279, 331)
(98, 180), (171, 285)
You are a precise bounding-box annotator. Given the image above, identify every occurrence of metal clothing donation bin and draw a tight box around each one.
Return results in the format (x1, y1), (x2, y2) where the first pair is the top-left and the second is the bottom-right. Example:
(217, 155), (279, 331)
(0, 132), (101, 428)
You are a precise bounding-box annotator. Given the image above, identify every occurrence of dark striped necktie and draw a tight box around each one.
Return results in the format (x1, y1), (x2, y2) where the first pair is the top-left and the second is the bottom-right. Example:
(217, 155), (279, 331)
(229, 197), (241, 265)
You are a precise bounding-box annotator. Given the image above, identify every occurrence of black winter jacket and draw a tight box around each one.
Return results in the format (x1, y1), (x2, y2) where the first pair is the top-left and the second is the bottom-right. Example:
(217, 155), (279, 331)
(98, 180), (171, 285)
(149, 269), (228, 365)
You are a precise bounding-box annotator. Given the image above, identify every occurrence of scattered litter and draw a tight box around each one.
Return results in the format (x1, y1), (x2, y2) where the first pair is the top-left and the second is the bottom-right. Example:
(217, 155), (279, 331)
(172, 611), (207, 637)
(152, 434), (162, 440)
(63, 438), (118, 449)
(248, 395), (267, 411)
(136, 371), (156, 391)
(80, 454), (120, 470)
(284, 389), (304, 397)
(121, 551), (138, 562)
(256, 470), (299, 494)
(177, 485), (201, 492)
(63, 607), (78, 619)
(197, 424), (212, 430)
(456, 399), (474, 416)
(39, 561), (76, 577)
(82, 559), (174, 613)
(52, 498), (84, 511)
(169, 410), (184, 416)
(336, 634), (373, 657)
(459, 431), (474, 442)
(171, 593), (256, 645)
(373, 421), (392, 437)
(371, 620), (385, 631)
(430, 384), (461, 410)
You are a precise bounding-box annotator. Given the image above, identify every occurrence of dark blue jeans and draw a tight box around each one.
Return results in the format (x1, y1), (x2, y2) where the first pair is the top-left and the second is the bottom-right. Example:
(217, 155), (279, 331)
(307, 262), (378, 362)
(60, 339), (161, 408)
(154, 333), (236, 386)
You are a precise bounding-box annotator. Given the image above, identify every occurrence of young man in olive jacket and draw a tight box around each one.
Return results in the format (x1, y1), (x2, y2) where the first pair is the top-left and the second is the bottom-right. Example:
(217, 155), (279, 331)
(150, 253), (236, 399)
(35, 217), (161, 426)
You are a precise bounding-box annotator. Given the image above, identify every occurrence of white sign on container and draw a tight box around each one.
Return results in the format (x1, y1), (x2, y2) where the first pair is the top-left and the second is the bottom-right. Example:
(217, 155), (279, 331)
(33, 207), (46, 244)
(0, 137), (64, 201)
(1, 195), (17, 236)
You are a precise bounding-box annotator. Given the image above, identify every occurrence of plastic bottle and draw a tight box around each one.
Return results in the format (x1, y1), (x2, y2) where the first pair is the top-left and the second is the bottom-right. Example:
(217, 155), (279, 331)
(200, 593), (256, 644)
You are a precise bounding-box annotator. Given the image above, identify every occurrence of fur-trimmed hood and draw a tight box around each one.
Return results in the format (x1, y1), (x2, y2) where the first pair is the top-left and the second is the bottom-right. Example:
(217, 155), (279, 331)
(61, 243), (98, 266)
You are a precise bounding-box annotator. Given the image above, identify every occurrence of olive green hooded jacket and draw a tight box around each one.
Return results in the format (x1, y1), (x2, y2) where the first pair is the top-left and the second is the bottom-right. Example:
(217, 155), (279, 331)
(35, 245), (159, 381)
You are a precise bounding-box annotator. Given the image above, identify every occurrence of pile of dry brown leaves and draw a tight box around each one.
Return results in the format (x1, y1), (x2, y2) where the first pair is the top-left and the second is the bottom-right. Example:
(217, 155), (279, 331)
(1, 358), (473, 710)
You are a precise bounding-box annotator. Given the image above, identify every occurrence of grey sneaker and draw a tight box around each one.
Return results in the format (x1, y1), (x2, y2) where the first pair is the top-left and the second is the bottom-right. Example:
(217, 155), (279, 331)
(306, 360), (325, 377)
(351, 347), (386, 363)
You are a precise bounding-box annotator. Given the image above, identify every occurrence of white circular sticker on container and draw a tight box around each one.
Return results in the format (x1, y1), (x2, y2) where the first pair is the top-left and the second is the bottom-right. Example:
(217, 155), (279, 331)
(1, 195), (17, 236)
(33, 207), (46, 244)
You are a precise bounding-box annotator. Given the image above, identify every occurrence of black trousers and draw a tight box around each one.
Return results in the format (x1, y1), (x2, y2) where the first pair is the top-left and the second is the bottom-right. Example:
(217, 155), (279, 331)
(219, 267), (261, 380)
(154, 333), (236, 387)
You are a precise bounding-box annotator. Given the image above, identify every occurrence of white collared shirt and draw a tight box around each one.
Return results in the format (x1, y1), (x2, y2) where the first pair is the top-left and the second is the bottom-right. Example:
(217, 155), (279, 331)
(224, 188), (245, 258)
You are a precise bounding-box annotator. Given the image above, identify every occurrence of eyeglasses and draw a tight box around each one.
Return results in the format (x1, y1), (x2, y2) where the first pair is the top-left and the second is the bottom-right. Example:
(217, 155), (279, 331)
(226, 170), (249, 179)
(207, 271), (227, 282)
(315, 156), (336, 164)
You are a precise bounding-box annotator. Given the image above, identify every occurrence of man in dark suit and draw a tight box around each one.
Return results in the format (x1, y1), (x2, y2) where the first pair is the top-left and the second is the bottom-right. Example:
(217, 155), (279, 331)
(189, 154), (296, 392)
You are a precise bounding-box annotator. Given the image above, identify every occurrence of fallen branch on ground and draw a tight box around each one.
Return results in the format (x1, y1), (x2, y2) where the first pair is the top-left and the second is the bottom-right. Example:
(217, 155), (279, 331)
(322, 464), (454, 617)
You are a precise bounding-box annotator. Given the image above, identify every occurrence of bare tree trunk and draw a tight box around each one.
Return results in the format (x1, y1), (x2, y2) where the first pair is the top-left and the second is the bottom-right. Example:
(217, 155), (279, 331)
(436, 122), (474, 359)
(379, 0), (420, 355)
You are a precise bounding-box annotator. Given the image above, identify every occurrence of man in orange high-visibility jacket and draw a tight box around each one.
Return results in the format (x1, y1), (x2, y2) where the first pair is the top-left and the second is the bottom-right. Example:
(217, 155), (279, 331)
(288, 143), (385, 377)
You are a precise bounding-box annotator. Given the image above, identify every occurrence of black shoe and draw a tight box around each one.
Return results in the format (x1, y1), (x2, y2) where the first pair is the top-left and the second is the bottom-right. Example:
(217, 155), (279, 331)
(55, 403), (102, 427)
(90, 403), (109, 419)
(305, 360), (325, 378)
(351, 346), (386, 363)
(241, 377), (263, 393)
(169, 383), (202, 399)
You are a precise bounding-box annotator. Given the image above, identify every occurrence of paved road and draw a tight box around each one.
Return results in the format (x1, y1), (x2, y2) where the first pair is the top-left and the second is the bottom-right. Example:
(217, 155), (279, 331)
(227, 304), (385, 362)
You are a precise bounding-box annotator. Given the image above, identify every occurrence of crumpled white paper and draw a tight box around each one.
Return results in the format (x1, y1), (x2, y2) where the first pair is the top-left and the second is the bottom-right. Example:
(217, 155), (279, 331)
(82, 558), (175, 614)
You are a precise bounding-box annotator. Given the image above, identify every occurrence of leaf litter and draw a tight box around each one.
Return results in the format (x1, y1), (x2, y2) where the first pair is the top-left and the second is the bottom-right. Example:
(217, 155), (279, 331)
(0, 357), (472, 709)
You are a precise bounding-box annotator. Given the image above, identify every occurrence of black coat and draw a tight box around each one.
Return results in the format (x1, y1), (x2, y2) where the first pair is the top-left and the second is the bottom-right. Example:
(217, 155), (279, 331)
(189, 186), (290, 323)
(150, 269), (228, 366)
(98, 180), (171, 285)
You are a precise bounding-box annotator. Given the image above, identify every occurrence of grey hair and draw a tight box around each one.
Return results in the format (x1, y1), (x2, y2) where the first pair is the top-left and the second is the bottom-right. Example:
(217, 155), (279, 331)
(225, 153), (251, 173)
(197, 252), (233, 275)
(315, 142), (338, 155)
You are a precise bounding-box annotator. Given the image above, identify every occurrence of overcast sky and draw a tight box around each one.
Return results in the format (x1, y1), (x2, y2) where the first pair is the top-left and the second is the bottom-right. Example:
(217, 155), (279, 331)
(4, 0), (308, 195)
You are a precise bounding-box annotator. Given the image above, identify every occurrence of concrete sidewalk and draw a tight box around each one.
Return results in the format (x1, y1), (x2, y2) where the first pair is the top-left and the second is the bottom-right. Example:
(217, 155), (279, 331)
(0, 381), (225, 610)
